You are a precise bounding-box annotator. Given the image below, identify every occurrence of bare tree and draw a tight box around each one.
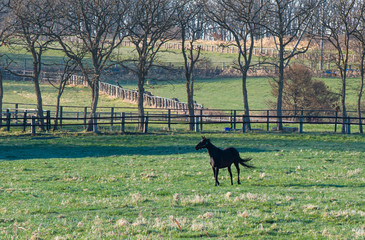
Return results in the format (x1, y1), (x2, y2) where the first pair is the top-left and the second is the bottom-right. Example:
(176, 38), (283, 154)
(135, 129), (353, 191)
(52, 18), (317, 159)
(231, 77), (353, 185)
(121, 0), (178, 131)
(5, 0), (56, 130)
(0, 1), (9, 128)
(353, 1), (365, 133)
(322, 0), (363, 133)
(206, 0), (266, 131)
(53, 0), (128, 132)
(50, 58), (77, 131)
(177, 0), (203, 131)
(262, 0), (319, 131)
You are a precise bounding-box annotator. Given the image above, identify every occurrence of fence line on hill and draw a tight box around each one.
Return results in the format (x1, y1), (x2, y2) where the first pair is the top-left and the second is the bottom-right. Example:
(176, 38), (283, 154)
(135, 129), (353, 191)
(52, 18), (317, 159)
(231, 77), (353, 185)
(67, 75), (204, 110)
(3, 71), (204, 110)
(121, 40), (361, 65)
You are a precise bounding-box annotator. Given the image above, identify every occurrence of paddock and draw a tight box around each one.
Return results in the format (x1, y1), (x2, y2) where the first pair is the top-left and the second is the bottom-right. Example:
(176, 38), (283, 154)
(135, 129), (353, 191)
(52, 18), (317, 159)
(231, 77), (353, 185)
(0, 133), (364, 239)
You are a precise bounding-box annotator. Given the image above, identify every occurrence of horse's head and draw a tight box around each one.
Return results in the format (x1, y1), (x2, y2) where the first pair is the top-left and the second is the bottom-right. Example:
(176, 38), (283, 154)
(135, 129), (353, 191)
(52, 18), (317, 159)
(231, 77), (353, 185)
(195, 136), (210, 150)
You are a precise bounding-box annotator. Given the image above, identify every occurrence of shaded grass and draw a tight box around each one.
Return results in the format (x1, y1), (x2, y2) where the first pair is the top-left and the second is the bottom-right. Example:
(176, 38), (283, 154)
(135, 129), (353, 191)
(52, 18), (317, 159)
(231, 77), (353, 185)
(0, 133), (364, 239)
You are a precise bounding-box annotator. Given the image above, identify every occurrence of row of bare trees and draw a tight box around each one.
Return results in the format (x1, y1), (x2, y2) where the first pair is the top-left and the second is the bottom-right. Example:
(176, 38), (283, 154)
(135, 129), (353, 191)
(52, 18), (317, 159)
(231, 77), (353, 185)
(1, 0), (365, 133)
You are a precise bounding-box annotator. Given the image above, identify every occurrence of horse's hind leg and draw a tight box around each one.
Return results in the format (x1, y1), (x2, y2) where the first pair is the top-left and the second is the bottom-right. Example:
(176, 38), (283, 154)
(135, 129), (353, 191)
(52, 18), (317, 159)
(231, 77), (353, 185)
(227, 166), (233, 185)
(234, 162), (241, 184)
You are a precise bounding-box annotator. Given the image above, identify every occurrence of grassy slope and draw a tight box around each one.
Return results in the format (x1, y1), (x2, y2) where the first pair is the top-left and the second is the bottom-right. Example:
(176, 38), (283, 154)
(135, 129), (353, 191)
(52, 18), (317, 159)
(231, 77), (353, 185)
(2, 80), (136, 111)
(0, 133), (364, 239)
(143, 77), (363, 111)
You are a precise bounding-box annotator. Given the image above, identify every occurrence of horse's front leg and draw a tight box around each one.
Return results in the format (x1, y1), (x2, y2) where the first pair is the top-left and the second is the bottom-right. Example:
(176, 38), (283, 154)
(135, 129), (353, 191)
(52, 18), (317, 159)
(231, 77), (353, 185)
(213, 167), (219, 186)
(227, 166), (233, 185)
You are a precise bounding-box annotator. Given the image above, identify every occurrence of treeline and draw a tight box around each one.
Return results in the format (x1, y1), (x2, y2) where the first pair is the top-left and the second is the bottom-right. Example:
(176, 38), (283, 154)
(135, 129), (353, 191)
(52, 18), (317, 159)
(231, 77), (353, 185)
(0, 0), (364, 133)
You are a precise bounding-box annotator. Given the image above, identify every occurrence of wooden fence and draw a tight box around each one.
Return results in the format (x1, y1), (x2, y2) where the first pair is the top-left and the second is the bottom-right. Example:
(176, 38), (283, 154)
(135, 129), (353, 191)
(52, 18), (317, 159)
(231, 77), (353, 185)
(1, 104), (362, 134)
(68, 75), (204, 110)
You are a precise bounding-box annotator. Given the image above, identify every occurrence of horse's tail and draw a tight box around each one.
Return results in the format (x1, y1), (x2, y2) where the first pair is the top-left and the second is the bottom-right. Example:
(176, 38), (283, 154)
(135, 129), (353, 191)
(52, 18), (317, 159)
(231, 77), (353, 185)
(239, 157), (254, 168)
(241, 157), (252, 162)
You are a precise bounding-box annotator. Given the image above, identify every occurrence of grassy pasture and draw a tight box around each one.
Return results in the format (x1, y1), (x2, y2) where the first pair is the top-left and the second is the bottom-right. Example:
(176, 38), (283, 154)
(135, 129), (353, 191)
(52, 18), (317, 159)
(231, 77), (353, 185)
(143, 77), (364, 111)
(0, 132), (364, 239)
(3, 76), (363, 111)
(2, 80), (136, 111)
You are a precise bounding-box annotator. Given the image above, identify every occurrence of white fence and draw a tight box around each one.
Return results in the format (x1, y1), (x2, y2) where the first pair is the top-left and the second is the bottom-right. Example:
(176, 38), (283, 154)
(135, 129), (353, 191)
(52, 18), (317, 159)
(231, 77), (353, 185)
(68, 75), (204, 110)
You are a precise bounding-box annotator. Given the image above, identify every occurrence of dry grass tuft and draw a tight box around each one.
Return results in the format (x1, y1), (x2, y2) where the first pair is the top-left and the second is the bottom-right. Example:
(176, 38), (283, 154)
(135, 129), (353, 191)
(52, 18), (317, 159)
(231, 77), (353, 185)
(116, 218), (129, 228)
(172, 193), (180, 205)
(130, 192), (146, 204)
(238, 211), (250, 218)
(348, 168), (361, 177)
(352, 227), (365, 239)
(132, 215), (147, 227)
(182, 195), (207, 205)
(198, 212), (214, 219)
(225, 192), (232, 199)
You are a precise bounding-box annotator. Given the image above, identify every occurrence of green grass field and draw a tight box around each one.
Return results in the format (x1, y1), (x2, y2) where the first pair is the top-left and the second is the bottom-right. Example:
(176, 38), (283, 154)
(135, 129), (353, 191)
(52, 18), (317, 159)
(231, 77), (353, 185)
(0, 133), (364, 239)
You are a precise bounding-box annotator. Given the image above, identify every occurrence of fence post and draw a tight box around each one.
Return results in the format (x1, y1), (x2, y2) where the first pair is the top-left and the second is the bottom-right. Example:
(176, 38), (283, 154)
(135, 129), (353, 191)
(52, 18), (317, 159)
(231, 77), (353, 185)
(144, 116), (149, 133)
(168, 109), (171, 131)
(6, 109), (10, 131)
(23, 110), (28, 132)
(334, 111), (338, 133)
(121, 112), (125, 133)
(230, 110), (233, 130)
(299, 110), (303, 133)
(233, 110), (237, 130)
(46, 110), (51, 132)
(110, 107), (114, 131)
(267, 110), (270, 131)
(60, 106), (63, 129)
(195, 116), (199, 132)
(93, 112), (98, 133)
(200, 109), (203, 132)
(347, 116), (351, 134)
(15, 103), (18, 123)
(31, 116), (36, 135)
(242, 115), (246, 133)
(84, 107), (87, 129)
(360, 114), (363, 133)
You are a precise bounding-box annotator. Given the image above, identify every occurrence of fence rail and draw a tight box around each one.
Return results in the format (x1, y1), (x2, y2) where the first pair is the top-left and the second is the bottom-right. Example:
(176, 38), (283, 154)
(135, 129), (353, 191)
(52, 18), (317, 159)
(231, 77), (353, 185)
(1, 105), (362, 134)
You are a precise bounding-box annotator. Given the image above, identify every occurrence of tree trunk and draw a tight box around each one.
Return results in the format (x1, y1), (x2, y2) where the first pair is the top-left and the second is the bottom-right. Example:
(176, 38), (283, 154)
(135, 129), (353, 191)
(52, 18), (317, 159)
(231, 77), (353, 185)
(187, 75), (195, 131)
(358, 53), (364, 133)
(33, 75), (45, 131)
(53, 80), (67, 131)
(32, 52), (45, 131)
(277, 45), (285, 131)
(242, 71), (251, 131)
(137, 72), (145, 132)
(0, 70), (3, 128)
(87, 80), (100, 132)
(341, 67), (347, 134)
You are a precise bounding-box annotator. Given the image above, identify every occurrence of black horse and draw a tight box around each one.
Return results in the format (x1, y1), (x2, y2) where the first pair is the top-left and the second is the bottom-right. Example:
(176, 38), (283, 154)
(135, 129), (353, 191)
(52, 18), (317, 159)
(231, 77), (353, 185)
(195, 136), (254, 186)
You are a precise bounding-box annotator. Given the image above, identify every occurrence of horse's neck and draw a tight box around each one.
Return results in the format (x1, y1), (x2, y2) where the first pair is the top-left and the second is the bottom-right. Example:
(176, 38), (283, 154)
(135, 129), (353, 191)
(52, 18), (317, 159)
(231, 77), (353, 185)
(206, 143), (219, 156)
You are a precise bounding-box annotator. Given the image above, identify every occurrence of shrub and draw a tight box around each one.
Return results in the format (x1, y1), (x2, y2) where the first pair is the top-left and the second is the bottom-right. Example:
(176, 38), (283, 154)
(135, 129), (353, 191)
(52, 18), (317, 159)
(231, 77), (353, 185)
(269, 64), (339, 116)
